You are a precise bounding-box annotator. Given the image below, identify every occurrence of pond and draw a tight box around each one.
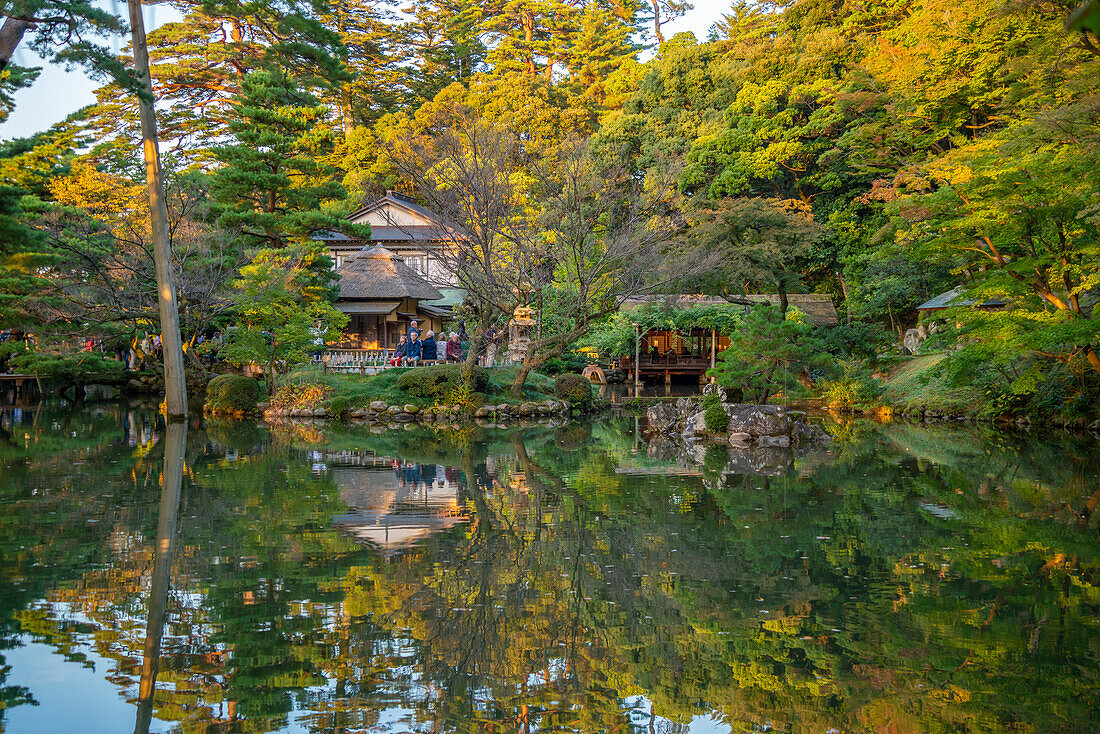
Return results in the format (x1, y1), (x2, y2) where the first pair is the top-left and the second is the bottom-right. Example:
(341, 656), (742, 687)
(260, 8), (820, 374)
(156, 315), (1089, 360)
(1, 404), (1098, 733)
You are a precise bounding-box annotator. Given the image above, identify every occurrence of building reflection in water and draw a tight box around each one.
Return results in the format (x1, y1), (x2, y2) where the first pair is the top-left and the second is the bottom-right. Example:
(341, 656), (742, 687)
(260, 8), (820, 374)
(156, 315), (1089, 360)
(328, 450), (470, 559)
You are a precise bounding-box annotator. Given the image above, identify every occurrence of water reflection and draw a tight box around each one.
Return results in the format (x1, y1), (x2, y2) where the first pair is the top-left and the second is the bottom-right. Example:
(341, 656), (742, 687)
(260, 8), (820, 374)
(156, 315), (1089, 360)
(134, 421), (185, 734)
(1, 406), (1099, 733)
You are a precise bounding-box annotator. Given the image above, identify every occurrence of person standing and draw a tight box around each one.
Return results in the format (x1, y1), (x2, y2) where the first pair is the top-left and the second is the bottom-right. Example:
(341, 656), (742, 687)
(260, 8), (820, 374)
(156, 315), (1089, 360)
(457, 321), (470, 361)
(422, 331), (438, 362)
(407, 320), (421, 342)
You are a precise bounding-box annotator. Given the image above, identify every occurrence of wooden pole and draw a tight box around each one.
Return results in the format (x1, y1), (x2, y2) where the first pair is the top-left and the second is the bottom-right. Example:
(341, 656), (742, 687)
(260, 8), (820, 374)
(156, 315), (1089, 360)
(128, 0), (188, 420)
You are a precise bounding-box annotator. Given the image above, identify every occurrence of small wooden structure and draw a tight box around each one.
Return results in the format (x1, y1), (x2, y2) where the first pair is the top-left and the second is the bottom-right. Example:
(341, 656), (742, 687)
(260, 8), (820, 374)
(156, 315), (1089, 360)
(916, 286), (1008, 316)
(618, 293), (838, 384)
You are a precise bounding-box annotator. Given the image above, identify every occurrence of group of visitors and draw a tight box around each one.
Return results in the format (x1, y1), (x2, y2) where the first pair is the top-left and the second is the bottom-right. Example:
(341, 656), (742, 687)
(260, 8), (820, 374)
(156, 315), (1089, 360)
(389, 320), (472, 367)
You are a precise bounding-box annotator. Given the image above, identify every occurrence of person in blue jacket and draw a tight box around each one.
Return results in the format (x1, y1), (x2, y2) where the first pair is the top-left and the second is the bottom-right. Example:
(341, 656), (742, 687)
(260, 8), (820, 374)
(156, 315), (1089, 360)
(405, 333), (423, 366)
(421, 330), (438, 361)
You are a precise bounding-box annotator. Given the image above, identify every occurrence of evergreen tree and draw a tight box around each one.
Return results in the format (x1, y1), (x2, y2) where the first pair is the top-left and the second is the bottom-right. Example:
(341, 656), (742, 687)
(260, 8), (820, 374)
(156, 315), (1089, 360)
(210, 71), (353, 248)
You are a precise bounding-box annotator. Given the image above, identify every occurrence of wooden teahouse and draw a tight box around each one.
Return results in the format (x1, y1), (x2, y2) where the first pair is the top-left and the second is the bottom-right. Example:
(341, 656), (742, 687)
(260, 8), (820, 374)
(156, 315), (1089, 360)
(332, 246), (448, 350)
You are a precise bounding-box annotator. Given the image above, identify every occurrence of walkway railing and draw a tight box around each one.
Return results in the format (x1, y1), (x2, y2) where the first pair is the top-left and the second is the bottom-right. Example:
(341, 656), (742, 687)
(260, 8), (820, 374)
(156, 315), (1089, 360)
(320, 349), (448, 374)
(322, 349), (393, 375)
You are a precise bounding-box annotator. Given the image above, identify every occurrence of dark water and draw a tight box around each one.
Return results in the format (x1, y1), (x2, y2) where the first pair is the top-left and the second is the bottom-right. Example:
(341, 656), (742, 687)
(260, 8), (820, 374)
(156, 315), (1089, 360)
(2, 405), (1099, 733)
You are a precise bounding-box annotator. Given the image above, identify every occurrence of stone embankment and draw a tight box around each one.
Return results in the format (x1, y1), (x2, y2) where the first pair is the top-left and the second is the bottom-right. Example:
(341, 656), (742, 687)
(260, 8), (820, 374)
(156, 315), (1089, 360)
(262, 398), (572, 427)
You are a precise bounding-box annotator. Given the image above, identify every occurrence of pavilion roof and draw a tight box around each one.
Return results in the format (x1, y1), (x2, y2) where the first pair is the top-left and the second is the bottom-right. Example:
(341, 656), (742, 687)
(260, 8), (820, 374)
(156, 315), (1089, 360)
(336, 246), (443, 301)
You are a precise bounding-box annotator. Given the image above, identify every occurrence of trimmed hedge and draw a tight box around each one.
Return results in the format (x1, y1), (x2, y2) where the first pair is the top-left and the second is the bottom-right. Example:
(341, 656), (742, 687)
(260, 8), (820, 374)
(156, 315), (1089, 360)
(554, 373), (594, 410)
(205, 374), (261, 413)
(397, 363), (489, 399)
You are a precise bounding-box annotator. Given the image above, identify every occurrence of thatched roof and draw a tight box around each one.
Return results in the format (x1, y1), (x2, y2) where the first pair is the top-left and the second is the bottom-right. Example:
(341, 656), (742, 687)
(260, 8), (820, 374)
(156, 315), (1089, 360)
(336, 246), (443, 301)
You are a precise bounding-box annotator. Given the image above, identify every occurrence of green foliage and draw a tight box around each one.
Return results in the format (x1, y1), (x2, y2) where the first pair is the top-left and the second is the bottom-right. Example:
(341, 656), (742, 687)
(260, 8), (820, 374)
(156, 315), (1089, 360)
(554, 373), (594, 409)
(326, 395), (349, 418)
(703, 401), (729, 433)
(708, 304), (828, 405)
(205, 374), (261, 414)
(397, 363), (490, 399)
(814, 322), (894, 361)
(679, 197), (820, 302)
(210, 71), (363, 248)
(538, 352), (589, 376)
(819, 365), (883, 413)
(0, 187), (53, 329)
(218, 247), (348, 392)
(621, 396), (659, 410)
(7, 348), (126, 383)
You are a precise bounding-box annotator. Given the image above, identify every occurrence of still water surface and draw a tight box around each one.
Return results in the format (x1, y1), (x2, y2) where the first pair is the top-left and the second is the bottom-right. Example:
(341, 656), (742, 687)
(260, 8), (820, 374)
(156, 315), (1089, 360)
(1, 405), (1099, 733)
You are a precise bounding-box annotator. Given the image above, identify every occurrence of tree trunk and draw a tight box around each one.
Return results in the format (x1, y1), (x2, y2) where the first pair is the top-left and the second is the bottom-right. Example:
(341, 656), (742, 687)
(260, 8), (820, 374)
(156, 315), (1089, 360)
(128, 0), (188, 420)
(650, 0), (665, 44)
(0, 17), (33, 70)
(777, 280), (789, 316)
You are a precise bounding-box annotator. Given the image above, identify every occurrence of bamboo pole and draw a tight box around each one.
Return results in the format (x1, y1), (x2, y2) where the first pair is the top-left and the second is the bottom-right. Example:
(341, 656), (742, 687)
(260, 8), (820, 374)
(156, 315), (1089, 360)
(128, 0), (188, 419)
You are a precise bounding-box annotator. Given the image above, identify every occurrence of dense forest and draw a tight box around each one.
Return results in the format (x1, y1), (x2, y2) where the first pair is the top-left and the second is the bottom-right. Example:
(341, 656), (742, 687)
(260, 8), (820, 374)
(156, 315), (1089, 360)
(1, 0), (1099, 418)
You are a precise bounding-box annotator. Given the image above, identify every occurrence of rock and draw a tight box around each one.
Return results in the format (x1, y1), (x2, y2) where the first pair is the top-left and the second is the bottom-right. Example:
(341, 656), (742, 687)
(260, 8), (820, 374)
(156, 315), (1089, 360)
(903, 328), (924, 355)
(683, 411), (707, 440)
(394, 412), (415, 422)
(312, 408), (326, 417)
(520, 403), (533, 416)
(646, 402), (682, 434)
(370, 400), (388, 411)
(724, 447), (792, 476)
(792, 421), (832, 446)
(728, 432), (752, 447)
(676, 396), (699, 415)
(724, 404), (790, 437)
(756, 435), (791, 448)
(475, 407), (491, 418)
(387, 405), (402, 414)
(404, 404), (420, 414)
(702, 383), (738, 404)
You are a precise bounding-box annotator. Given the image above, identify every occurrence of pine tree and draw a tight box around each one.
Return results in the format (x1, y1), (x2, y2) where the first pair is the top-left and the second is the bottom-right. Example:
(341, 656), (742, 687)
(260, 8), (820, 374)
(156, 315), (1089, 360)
(210, 71), (351, 248)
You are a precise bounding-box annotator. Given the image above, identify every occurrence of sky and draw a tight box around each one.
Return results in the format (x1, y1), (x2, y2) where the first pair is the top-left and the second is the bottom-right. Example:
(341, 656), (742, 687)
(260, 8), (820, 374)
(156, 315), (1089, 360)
(0, 1), (731, 141)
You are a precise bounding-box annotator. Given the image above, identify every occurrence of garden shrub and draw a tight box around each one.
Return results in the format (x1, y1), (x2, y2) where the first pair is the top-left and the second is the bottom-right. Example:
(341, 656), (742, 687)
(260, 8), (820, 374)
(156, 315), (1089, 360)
(398, 363), (489, 399)
(326, 395), (349, 417)
(271, 382), (332, 410)
(539, 353), (589, 376)
(205, 374), (235, 403)
(554, 373), (594, 409)
(206, 374), (260, 413)
(820, 365), (882, 412)
(704, 401), (730, 432)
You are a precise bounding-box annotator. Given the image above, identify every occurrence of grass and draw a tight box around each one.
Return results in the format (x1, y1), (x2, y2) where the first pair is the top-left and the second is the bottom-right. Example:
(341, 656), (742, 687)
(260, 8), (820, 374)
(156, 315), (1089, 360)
(279, 364), (557, 409)
(877, 354), (987, 415)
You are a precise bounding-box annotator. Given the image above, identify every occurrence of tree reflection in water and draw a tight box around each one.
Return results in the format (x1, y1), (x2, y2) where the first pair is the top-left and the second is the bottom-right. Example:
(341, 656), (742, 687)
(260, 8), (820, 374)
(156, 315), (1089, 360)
(0, 407), (1098, 733)
(134, 421), (185, 734)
